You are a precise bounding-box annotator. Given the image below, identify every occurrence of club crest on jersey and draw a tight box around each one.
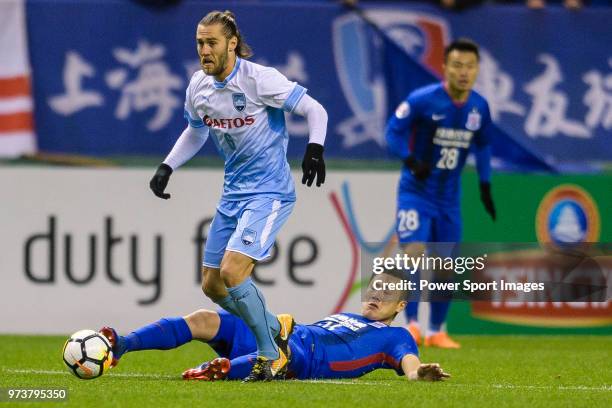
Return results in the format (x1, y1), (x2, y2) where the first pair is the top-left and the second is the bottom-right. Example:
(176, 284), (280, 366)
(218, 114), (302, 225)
(241, 228), (256, 246)
(395, 101), (410, 119)
(232, 93), (246, 112)
(466, 109), (481, 131)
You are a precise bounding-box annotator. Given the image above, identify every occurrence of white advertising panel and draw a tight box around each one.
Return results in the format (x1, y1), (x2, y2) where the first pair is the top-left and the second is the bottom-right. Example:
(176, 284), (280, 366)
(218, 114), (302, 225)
(1, 167), (397, 333)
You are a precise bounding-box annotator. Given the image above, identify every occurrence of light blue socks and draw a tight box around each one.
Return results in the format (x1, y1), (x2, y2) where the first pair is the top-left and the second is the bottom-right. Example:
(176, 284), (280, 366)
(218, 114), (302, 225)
(227, 278), (280, 359)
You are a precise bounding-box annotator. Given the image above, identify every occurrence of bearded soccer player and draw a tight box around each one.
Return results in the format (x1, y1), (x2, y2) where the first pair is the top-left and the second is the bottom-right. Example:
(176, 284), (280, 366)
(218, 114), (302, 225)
(385, 39), (496, 349)
(148, 11), (327, 381)
(99, 270), (450, 382)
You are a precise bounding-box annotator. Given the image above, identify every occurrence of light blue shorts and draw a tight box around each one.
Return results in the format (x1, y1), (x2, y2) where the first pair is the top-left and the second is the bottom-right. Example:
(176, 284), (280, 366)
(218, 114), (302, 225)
(202, 197), (295, 268)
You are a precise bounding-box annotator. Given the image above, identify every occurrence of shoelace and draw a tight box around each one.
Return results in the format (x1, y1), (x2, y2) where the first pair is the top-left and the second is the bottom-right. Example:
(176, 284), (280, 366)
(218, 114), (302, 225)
(251, 361), (266, 374)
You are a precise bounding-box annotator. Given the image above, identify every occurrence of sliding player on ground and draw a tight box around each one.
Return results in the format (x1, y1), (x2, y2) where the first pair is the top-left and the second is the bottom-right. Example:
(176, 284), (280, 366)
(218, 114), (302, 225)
(385, 38), (496, 348)
(99, 270), (449, 382)
(148, 10), (327, 381)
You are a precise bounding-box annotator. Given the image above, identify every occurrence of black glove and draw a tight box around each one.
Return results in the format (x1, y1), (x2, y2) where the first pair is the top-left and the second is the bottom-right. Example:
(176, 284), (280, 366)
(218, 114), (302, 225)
(149, 163), (173, 199)
(302, 143), (325, 187)
(404, 155), (431, 181)
(479, 182), (496, 221)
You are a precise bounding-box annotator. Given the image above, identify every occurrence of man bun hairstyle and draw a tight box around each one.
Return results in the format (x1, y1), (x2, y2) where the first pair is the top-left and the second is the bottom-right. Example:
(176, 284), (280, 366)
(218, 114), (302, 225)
(444, 38), (480, 62)
(199, 10), (253, 59)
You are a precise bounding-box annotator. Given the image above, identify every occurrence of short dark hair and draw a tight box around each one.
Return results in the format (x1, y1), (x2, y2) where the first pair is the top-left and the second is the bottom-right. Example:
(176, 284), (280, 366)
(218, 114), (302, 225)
(199, 10), (253, 59)
(368, 268), (409, 302)
(444, 38), (480, 62)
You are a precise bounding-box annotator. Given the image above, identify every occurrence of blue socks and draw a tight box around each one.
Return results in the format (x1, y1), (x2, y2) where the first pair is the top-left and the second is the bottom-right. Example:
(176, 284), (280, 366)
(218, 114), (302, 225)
(429, 274), (453, 332)
(405, 301), (419, 322)
(405, 268), (420, 321)
(404, 266), (451, 332)
(118, 317), (192, 358)
(429, 301), (451, 332)
(227, 278), (280, 359)
(226, 354), (257, 380)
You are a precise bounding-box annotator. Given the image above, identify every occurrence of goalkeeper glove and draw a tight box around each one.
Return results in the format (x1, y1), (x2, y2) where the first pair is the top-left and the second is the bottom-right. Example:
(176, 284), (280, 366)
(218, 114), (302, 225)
(149, 163), (173, 200)
(405, 155), (431, 181)
(302, 143), (326, 187)
(479, 182), (496, 221)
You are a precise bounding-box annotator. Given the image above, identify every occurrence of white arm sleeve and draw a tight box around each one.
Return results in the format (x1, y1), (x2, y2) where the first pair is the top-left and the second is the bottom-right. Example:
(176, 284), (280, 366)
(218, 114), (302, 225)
(293, 94), (328, 146)
(162, 125), (209, 170)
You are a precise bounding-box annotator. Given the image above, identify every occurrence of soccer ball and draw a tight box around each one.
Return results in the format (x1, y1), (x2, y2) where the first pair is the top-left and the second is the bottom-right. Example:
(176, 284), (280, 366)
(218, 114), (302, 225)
(62, 330), (113, 379)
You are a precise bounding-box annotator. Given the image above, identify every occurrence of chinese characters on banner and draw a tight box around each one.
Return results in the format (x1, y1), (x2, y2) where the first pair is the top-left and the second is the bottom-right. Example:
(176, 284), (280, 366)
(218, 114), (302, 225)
(477, 52), (612, 140)
(49, 41), (183, 132)
(24, 2), (612, 163)
(47, 41), (311, 136)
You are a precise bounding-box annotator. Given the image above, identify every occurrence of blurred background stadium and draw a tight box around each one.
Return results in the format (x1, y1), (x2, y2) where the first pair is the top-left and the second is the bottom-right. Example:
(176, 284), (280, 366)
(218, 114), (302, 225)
(1, 0), (610, 339)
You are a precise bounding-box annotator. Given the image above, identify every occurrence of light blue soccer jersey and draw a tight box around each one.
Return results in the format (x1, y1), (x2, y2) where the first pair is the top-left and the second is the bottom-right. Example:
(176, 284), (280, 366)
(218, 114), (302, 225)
(184, 58), (307, 201)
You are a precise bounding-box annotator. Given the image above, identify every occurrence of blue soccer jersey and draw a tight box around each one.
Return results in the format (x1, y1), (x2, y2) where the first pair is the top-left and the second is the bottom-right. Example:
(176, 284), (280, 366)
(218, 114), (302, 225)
(289, 313), (418, 379)
(385, 83), (493, 208)
(184, 58), (307, 202)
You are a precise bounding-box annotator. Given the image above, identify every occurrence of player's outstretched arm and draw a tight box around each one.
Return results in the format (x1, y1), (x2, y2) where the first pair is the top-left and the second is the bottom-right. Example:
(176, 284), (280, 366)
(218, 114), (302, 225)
(149, 125), (209, 199)
(293, 94), (328, 187)
(401, 354), (450, 382)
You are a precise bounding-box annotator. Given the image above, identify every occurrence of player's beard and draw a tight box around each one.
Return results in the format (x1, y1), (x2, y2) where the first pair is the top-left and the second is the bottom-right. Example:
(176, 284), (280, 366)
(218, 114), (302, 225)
(206, 48), (229, 77)
(200, 47), (228, 77)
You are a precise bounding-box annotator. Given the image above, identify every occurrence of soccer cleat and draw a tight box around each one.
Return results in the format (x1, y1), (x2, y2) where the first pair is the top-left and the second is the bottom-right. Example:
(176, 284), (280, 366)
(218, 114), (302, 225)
(406, 323), (422, 346)
(272, 314), (295, 378)
(182, 357), (231, 381)
(424, 332), (461, 349)
(98, 326), (125, 367)
(270, 348), (289, 379)
(243, 356), (274, 382)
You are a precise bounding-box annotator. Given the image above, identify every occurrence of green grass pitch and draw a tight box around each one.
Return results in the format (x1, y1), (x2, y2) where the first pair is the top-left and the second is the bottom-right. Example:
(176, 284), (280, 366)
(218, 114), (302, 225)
(0, 335), (610, 407)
